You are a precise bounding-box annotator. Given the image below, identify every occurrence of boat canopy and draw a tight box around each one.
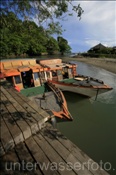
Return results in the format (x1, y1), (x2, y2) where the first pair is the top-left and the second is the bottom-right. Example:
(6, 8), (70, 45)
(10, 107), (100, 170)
(38, 58), (75, 70)
(0, 59), (45, 76)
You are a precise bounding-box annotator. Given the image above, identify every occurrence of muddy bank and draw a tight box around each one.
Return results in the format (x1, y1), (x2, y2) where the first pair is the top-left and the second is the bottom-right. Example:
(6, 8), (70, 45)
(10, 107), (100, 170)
(62, 57), (116, 74)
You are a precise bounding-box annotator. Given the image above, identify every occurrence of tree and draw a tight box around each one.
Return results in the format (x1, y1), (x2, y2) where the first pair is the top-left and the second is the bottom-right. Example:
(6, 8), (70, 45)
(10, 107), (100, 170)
(0, 0), (84, 34)
(21, 21), (48, 55)
(0, 1), (84, 57)
(0, 12), (25, 57)
(46, 37), (59, 55)
(57, 36), (71, 55)
(0, 12), (48, 57)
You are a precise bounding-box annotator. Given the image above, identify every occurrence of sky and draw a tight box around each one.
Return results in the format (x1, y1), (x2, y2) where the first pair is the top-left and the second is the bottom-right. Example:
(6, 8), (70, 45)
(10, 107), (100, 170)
(59, 1), (116, 53)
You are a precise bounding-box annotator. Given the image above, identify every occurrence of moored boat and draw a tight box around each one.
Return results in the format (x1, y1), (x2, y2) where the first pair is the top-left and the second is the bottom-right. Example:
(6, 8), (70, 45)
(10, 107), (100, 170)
(0, 59), (72, 120)
(38, 59), (113, 98)
(0, 58), (113, 99)
(48, 77), (112, 98)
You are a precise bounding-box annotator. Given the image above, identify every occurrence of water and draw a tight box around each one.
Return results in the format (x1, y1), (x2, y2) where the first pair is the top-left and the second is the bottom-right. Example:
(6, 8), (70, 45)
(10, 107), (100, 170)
(57, 61), (116, 175)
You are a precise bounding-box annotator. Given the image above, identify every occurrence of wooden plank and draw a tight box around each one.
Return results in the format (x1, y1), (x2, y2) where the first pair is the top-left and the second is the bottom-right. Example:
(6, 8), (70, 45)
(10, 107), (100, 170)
(2, 85), (51, 123)
(57, 134), (109, 175)
(25, 137), (59, 175)
(34, 134), (76, 175)
(0, 148), (20, 174)
(14, 92), (50, 123)
(1, 94), (24, 146)
(8, 87), (29, 102)
(1, 91), (32, 140)
(41, 127), (93, 175)
(27, 100), (50, 119)
(1, 117), (14, 155)
(6, 88), (44, 123)
(1, 87), (40, 134)
(42, 124), (109, 175)
(0, 142), (5, 157)
(15, 98), (49, 130)
(9, 86), (50, 120)
(15, 142), (43, 175)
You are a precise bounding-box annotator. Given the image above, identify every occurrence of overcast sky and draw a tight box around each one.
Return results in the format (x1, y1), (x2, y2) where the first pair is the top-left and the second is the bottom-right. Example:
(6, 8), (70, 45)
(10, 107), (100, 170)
(60, 1), (116, 53)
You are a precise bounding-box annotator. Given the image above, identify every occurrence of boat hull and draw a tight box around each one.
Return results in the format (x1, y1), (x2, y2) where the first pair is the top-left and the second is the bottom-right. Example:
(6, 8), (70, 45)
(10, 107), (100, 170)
(49, 81), (111, 97)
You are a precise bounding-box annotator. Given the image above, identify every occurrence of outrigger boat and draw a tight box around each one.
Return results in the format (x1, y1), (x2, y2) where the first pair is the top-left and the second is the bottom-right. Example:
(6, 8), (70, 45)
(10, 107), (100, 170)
(0, 59), (72, 120)
(38, 59), (113, 98)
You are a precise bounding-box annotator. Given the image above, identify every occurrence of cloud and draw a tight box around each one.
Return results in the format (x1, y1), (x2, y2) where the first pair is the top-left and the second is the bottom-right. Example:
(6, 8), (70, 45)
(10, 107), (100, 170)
(61, 1), (116, 52)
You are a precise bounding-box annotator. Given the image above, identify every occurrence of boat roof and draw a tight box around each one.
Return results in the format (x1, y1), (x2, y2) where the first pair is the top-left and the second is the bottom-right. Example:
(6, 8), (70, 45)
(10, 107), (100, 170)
(0, 59), (46, 76)
(39, 59), (74, 69)
(0, 58), (76, 77)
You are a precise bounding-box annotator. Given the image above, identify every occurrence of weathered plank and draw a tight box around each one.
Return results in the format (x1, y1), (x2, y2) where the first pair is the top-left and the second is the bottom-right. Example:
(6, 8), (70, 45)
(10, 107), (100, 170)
(25, 137), (59, 175)
(1, 100), (24, 144)
(1, 85), (51, 135)
(58, 134), (109, 175)
(9, 87), (50, 119)
(2, 89), (39, 133)
(41, 126), (95, 175)
(1, 87), (40, 134)
(2, 84), (51, 127)
(13, 86), (51, 120)
(15, 142), (43, 175)
(41, 123), (110, 175)
(1, 117), (14, 155)
(0, 142), (5, 157)
(12, 95), (50, 130)
(45, 124), (109, 175)
(33, 134), (76, 175)
(2, 86), (42, 120)
(0, 148), (20, 175)
(2, 92), (32, 139)
(7, 87), (50, 128)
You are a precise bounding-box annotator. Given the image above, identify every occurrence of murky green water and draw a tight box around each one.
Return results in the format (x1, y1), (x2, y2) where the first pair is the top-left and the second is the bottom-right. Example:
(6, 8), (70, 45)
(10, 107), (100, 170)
(57, 61), (116, 175)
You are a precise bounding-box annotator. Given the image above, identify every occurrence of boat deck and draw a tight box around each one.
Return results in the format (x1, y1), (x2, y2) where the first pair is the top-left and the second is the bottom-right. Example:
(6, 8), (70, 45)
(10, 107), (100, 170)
(0, 81), (109, 175)
(62, 77), (104, 87)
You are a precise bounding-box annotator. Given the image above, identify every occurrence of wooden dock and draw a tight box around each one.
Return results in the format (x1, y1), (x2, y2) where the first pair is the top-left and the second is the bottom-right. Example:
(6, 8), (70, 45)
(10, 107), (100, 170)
(0, 81), (52, 156)
(0, 81), (109, 175)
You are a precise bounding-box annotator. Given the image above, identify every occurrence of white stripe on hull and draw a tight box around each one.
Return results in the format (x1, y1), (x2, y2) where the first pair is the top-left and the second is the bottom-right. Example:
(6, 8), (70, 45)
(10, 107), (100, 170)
(52, 83), (108, 97)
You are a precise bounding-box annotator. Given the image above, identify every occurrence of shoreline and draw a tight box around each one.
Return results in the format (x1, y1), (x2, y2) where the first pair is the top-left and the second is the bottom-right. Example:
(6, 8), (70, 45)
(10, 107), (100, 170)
(62, 57), (116, 74)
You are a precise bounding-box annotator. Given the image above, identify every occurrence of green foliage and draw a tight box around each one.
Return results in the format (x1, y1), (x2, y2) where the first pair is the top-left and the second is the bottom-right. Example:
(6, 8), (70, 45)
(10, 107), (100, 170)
(1, 1), (82, 57)
(57, 36), (71, 55)
(87, 46), (116, 58)
(46, 37), (59, 55)
(0, 12), (71, 57)
(0, 0), (84, 34)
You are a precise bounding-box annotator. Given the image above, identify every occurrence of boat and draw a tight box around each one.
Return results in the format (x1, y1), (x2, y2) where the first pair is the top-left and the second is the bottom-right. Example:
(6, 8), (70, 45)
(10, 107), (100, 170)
(38, 59), (113, 98)
(0, 59), (72, 120)
(0, 58), (113, 99)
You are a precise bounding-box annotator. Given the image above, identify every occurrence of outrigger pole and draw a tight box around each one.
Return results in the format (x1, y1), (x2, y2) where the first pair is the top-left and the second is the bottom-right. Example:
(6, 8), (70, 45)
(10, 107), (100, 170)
(95, 88), (99, 101)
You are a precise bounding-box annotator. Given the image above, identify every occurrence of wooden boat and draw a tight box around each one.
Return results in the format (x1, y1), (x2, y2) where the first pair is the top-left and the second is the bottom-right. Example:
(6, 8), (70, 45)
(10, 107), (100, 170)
(38, 59), (113, 98)
(0, 59), (72, 120)
(0, 58), (113, 99)
(48, 76), (112, 98)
